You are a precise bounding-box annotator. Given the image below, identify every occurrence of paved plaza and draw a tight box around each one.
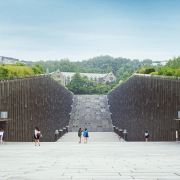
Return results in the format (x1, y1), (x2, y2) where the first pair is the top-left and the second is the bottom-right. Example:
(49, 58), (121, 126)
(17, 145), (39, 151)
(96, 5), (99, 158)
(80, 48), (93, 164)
(0, 133), (180, 180)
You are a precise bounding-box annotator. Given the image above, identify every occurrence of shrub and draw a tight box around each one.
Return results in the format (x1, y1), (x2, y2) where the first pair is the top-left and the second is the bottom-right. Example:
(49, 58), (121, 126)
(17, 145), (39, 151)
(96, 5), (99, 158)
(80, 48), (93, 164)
(138, 67), (155, 74)
(158, 67), (175, 76)
(175, 69), (180, 77)
(150, 71), (158, 75)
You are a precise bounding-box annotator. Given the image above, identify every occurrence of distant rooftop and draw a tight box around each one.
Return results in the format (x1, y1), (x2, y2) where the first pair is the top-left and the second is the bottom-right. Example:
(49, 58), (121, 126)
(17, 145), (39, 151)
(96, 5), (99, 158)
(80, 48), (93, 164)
(0, 56), (19, 64)
(60, 72), (108, 78)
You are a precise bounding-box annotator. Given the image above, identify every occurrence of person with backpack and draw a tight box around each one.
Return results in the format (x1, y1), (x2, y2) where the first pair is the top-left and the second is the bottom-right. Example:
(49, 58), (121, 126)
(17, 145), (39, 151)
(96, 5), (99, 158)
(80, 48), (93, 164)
(83, 128), (89, 143)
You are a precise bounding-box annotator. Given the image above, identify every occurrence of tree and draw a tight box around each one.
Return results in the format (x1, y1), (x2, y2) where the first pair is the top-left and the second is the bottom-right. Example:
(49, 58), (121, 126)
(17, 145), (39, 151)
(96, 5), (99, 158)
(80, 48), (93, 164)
(66, 73), (115, 94)
(0, 64), (44, 79)
(166, 57), (180, 69)
(66, 73), (88, 94)
(0, 67), (8, 78)
(32, 64), (44, 74)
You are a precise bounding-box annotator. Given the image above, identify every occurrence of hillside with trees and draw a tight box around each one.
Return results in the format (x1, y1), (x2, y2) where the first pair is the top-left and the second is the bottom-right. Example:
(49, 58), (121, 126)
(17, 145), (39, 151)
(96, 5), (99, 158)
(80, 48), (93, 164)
(34, 55), (157, 94)
(36, 55), (154, 82)
(1, 56), (179, 94)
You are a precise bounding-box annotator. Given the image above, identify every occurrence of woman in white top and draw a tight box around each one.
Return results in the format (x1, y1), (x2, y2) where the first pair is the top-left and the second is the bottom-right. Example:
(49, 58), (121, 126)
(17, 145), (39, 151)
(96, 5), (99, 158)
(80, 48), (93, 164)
(145, 131), (150, 142)
(0, 128), (4, 144)
(34, 127), (41, 146)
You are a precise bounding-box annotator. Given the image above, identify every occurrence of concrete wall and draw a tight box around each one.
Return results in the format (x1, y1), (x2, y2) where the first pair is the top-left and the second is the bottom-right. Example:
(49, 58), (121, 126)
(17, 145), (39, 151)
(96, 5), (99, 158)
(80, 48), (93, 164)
(108, 74), (180, 141)
(0, 76), (73, 142)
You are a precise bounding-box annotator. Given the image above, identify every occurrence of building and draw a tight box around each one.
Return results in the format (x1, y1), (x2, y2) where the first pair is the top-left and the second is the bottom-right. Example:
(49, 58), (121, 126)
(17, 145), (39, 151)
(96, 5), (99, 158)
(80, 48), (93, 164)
(0, 76), (73, 142)
(0, 56), (19, 64)
(108, 74), (180, 141)
(152, 61), (168, 66)
(52, 70), (116, 86)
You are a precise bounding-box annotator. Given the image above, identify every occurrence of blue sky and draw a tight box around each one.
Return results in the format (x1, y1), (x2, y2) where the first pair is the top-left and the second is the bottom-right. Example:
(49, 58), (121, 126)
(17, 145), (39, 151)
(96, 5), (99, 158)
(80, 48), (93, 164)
(0, 0), (180, 61)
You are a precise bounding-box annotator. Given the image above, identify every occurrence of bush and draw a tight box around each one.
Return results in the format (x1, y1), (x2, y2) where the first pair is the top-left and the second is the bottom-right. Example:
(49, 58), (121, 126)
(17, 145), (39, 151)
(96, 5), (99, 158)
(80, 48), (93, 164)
(175, 69), (180, 77)
(158, 67), (175, 76)
(0, 64), (43, 79)
(0, 66), (8, 78)
(150, 72), (158, 75)
(138, 67), (155, 74)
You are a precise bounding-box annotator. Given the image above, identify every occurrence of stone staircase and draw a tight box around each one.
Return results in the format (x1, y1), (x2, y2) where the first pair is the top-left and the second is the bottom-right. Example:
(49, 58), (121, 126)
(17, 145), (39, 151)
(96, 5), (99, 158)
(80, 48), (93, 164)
(58, 132), (121, 142)
(69, 95), (113, 132)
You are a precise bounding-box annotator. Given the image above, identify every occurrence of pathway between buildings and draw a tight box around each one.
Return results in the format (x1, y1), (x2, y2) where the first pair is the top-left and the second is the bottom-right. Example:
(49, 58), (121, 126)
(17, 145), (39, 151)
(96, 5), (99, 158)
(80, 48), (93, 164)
(69, 95), (113, 132)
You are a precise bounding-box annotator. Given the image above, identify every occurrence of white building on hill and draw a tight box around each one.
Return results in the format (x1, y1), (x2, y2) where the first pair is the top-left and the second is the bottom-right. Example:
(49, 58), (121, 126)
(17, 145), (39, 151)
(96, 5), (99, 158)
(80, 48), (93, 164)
(52, 70), (116, 86)
(0, 56), (19, 64)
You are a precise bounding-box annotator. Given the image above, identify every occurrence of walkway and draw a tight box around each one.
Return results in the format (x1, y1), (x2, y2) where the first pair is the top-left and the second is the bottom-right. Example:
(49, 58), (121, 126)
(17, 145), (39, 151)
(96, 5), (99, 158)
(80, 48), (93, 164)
(0, 140), (180, 179)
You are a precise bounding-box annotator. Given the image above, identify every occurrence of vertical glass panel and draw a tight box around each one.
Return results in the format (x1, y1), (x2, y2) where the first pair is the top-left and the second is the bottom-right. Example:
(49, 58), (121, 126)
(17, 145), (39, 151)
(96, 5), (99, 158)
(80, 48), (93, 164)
(0, 112), (8, 118)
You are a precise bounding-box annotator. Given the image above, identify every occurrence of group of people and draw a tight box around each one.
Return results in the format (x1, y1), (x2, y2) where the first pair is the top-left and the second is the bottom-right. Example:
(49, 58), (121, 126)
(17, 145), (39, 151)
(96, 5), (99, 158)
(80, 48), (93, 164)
(78, 128), (89, 143)
(1, 127), (150, 144)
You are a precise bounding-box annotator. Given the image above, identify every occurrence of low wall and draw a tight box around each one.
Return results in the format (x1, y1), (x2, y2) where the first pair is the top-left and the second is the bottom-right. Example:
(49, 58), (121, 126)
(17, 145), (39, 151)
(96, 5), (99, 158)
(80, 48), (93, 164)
(0, 75), (73, 141)
(108, 74), (180, 141)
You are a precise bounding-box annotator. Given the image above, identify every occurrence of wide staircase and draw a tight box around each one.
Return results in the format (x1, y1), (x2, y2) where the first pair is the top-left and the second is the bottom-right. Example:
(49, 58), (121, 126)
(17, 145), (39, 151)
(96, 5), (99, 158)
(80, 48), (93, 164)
(69, 95), (113, 132)
(58, 132), (121, 142)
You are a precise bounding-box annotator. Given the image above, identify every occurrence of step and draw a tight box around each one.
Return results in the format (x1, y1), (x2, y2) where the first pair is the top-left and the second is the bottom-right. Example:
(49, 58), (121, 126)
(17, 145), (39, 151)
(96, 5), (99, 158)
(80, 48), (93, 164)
(69, 95), (113, 132)
(58, 132), (121, 142)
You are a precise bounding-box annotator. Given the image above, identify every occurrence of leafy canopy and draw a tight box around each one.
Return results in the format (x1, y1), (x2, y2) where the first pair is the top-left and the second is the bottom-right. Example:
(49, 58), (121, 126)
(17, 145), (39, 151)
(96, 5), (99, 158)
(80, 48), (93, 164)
(0, 64), (44, 79)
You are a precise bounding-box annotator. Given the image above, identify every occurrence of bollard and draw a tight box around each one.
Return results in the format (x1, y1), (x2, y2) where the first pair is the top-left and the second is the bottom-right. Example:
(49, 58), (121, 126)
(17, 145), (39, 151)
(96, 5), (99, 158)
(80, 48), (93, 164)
(119, 129), (123, 139)
(59, 129), (63, 137)
(176, 130), (178, 141)
(63, 127), (66, 135)
(114, 127), (117, 133)
(54, 129), (59, 141)
(66, 126), (69, 133)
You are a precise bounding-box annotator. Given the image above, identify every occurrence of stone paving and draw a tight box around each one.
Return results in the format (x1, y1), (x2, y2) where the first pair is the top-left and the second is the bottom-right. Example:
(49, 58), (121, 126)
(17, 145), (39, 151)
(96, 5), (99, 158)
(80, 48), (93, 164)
(0, 133), (180, 180)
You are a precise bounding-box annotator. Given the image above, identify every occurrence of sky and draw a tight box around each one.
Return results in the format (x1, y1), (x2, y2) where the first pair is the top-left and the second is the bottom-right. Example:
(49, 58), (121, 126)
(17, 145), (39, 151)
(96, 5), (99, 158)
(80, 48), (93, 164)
(0, 0), (180, 61)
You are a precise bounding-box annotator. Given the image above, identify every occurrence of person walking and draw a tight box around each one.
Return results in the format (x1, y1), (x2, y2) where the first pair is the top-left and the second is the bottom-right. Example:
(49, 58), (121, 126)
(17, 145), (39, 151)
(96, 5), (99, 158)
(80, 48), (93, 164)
(34, 127), (41, 146)
(145, 130), (150, 142)
(78, 128), (82, 143)
(0, 128), (4, 144)
(83, 128), (89, 143)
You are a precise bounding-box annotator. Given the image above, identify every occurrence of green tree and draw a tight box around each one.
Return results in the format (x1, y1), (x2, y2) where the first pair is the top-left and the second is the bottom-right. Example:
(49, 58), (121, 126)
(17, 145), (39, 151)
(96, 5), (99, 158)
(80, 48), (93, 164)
(166, 57), (180, 68)
(32, 64), (44, 74)
(0, 64), (44, 79)
(0, 66), (8, 78)
(66, 73), (115, 94)
(66, 73), (88, 94)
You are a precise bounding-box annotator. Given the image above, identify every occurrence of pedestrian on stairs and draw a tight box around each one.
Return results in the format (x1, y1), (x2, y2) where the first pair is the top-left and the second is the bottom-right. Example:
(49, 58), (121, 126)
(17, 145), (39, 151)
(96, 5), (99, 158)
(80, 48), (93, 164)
(78, 128), (82, 143)
(83, 128), (89, 143)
